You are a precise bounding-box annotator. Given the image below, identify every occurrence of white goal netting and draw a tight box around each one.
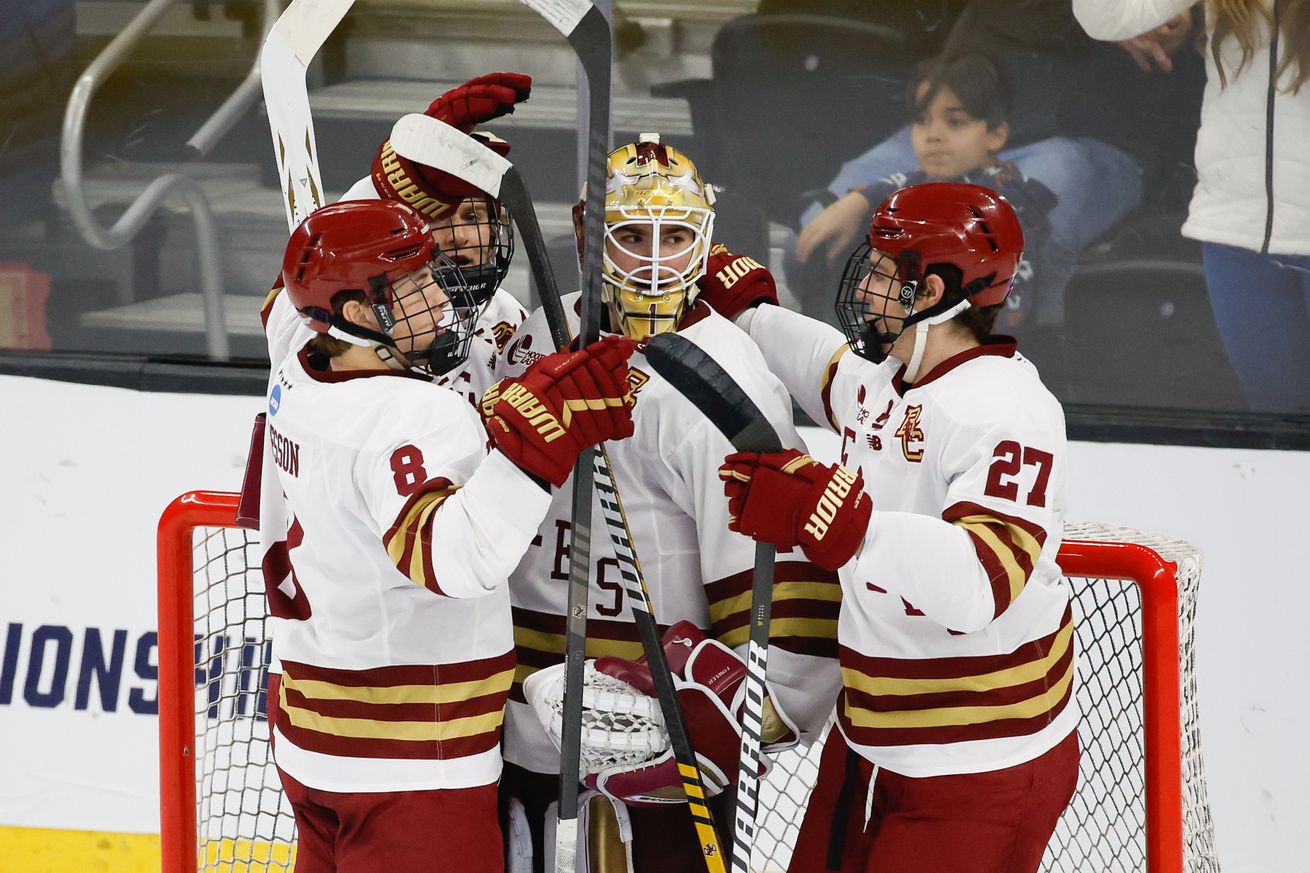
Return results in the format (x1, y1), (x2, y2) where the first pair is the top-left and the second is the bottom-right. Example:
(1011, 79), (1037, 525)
(160, 507), (1218, 873)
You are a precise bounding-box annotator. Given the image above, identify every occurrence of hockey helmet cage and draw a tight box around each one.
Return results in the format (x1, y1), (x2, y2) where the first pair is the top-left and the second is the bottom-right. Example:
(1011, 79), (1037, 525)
(836, 182), (1024, 362)
(573, 133), (717, 341)
(372, 129), (516, 312)
(280, 200), (478, 374)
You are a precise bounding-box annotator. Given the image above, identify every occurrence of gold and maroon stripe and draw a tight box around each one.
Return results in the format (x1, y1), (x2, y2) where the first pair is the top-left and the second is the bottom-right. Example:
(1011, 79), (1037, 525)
(511, 607), (654, 703)
(260, 281), (283, 330)
(837, 605), (1073, 747)
(383, 478), (460, 595)
(276, 651), (515, 760)
(705, 562), (841, 658)
(942, 501), (1048, 619)
(818, 346), (850, 432)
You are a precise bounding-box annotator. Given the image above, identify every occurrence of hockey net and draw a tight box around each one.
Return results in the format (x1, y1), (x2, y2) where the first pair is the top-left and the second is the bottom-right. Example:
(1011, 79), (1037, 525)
(158, 493), (1219, 873)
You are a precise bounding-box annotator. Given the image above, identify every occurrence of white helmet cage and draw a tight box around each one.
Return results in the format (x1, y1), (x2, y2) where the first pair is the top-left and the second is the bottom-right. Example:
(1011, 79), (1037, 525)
(602, 205), (716, 301)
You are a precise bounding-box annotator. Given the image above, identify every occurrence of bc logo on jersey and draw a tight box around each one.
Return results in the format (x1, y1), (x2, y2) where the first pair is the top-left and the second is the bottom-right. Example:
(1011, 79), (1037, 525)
(269, 384), (282, 416)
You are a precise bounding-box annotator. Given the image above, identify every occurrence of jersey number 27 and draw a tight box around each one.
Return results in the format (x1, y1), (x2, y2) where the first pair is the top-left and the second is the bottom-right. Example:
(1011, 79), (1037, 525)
(983, 440), (1054, 508)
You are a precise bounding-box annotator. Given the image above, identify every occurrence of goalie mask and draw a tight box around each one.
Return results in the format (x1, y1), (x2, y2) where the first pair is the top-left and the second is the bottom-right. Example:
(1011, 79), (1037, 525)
(281, 200), (479, 375)
(836, 182), (1023, 365)
(574, 134), (717, 341)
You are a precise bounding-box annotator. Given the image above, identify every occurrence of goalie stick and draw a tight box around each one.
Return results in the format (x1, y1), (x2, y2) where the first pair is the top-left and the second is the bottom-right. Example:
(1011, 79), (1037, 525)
(389, 114), (728, 871)
(644, 331), (784, 873)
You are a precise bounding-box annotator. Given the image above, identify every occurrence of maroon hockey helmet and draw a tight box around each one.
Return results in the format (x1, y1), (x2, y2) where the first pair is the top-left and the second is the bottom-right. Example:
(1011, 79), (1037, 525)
(282, 200), (435, 332)
(280, 200), (478, 374)
(835, 182), (1024, 362)
(868, 182), (1023, 306)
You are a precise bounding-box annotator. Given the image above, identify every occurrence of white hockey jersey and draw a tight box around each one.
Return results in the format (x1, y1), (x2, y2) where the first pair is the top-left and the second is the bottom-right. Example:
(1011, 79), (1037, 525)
(257, 346), (551, 793)
(743, 304), (1076, 778)
(497, 296), (844, 774)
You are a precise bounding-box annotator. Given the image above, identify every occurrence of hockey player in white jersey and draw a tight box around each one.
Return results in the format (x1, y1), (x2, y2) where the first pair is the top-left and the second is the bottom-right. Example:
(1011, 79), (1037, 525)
(259, 199), (637, 873)
(496, 135), (843, 872)
(262, 73), (531, 403)
(701, 182), (1078, 873)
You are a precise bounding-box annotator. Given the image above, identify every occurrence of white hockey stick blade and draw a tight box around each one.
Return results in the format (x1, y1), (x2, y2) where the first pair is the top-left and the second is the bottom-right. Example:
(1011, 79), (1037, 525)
(388, 114), (511, 198)
(519, 0), (592, 37)
(261, 0), (356, 231)
(553, 816), (579, 873)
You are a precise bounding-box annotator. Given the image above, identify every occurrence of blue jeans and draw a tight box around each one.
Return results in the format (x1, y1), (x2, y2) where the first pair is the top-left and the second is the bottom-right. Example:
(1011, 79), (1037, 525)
(787, 129), (1143, 325)
(1202, 242), (1310, 413)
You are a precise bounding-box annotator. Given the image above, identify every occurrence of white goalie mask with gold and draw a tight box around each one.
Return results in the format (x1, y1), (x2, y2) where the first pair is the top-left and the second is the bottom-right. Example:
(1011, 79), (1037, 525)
(574, 133), (716, 341)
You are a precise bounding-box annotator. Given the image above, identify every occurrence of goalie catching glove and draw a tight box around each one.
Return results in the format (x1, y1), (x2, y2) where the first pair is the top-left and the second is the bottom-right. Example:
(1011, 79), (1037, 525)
(480, 335), (637, 487)
(591, 621), (756, 807)
(720, 449), (871, 571)
(524, 621), (754, 807)
(695, 243), (779, 321)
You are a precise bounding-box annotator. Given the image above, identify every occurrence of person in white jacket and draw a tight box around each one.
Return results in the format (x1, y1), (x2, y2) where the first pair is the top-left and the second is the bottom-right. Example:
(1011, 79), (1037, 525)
(1075, 0), (1310, 413)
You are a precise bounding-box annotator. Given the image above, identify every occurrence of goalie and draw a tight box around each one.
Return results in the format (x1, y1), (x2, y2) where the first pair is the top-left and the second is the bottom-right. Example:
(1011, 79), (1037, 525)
(493, 135), (843, 872)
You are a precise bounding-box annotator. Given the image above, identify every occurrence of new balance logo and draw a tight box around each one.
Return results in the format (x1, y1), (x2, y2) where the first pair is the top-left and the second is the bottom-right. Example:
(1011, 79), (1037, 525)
(803, 466), (860, 541)
(501, 384), (566, 442)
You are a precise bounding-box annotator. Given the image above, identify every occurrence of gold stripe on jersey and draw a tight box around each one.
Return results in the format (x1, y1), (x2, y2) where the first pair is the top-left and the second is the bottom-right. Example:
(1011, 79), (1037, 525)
(383, 480), (460, 594)
(841, 621), (1073, 698)
(513, 626), (645, 662)
(706, 563), (842, 658)
(943, 501), (1048, 619)
(836, 606), (1074, 747)
(511, 608), (651, 701)
(842, 657), (1073, 730)
(275, 653), (516, 759)
(818, 345), (850, 432)
(281, 694), (505, 742)
(717, 617), (841, 650)
(284, 668), (517, 707)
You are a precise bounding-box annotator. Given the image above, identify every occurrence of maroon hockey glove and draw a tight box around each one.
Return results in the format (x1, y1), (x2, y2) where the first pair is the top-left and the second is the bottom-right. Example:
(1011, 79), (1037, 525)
(720, 449), (871, 571)
(371, 73), (531, 219)
(590, 622), (750, 806)
(480, 335), (637, 487)
(696, 242), (779, 321)
(424, 72), (532, 132)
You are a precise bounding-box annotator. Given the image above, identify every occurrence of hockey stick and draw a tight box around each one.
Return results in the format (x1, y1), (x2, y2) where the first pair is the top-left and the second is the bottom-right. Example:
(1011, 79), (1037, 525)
(644, 332), (784, 873)
(261, 0), (356, 231)
(509, 2), (612, 869)
(390, 113), (727, 871)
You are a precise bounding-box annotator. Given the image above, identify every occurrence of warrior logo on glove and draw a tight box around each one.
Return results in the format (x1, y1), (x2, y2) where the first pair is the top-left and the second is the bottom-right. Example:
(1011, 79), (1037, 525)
(480, 335), (638, 487)
(720, 449), (872, 571)
(372, 73), (531, 310)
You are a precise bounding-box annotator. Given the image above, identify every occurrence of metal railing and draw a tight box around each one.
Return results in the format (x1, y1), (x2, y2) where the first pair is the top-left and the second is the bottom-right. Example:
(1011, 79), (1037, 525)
(60, 0), (278, 360)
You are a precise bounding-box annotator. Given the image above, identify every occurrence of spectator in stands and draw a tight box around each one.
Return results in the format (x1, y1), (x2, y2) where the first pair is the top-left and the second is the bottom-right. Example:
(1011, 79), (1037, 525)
(784, 0), (1202, 333)
(1075, 0), (1310, 414)
(792, 52), (1056, 330)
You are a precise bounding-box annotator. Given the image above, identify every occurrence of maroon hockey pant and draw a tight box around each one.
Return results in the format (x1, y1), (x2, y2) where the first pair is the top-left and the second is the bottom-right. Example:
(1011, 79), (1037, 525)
(267, 675), (504, 873)
(788, 729), (1078, 873)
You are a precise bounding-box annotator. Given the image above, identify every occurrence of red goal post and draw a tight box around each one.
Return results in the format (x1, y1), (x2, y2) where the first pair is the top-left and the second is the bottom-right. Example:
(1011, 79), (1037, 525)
(158, 491), (1219, 873)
